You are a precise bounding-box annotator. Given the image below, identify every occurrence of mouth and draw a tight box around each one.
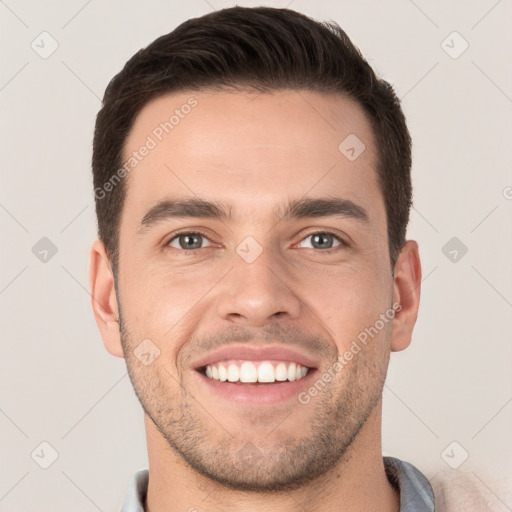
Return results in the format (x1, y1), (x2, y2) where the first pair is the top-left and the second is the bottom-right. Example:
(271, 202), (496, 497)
(192, 346), (318, 405)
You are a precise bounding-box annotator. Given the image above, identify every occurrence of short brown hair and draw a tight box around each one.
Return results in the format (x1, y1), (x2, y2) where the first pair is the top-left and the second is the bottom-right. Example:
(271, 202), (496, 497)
(92, 6), (412, 275)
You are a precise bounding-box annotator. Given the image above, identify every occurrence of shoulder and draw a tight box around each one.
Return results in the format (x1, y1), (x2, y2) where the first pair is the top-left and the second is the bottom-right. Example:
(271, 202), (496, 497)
(430, 469), (509, 512)
(383, 457), (510, 512)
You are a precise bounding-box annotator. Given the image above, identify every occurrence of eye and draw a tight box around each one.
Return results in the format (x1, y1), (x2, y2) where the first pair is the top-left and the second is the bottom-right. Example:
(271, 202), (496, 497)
(164, 230), (347, 253)
(296, 231), (346, 251)
(166, 231), (213, 251)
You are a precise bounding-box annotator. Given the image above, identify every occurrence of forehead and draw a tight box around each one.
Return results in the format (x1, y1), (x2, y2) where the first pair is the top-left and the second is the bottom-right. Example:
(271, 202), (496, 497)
(121, 89), (383, 227)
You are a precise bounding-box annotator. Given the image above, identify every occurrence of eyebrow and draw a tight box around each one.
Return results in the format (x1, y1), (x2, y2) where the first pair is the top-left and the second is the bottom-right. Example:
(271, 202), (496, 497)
(136, 196), (370, 234)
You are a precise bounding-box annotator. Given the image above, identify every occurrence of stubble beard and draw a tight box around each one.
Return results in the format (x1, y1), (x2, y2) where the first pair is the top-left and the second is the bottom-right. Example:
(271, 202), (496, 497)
(119, 309), (388, 492)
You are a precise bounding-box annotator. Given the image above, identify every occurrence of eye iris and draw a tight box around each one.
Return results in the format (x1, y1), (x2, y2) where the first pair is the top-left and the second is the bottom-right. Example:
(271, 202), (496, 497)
(180, 234), (202, 249)
(312, 233), (333, 249)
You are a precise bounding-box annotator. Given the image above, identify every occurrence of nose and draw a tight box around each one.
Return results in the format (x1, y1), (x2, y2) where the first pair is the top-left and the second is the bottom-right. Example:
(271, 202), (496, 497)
(215, 245), (303, 327)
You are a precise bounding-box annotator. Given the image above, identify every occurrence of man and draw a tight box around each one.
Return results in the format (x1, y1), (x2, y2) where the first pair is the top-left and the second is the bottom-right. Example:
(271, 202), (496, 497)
(89, 6), (433, 511)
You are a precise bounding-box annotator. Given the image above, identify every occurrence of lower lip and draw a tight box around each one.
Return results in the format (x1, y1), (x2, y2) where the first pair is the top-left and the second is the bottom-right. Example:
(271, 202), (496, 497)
(195, 370), (317, 405)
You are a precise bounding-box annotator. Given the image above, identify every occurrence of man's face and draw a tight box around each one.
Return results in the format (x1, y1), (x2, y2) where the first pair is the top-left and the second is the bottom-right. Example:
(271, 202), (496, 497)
(115, 89), (396, 490)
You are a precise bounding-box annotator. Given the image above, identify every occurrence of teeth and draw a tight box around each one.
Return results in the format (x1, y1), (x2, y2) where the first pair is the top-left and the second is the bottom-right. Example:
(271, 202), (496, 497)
(275, 362), (288, 381)
(204, 360), (310, 383)
(240, 361), (257, 383)
(257, 362), (275, 383)
(227, 364), (239, 382)
(288, 362), (296, 381)
(218, 364), (228, 382)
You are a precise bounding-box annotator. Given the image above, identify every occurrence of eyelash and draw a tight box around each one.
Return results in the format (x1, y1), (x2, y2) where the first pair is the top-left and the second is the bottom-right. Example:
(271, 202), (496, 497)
(164, 230), (349, 254)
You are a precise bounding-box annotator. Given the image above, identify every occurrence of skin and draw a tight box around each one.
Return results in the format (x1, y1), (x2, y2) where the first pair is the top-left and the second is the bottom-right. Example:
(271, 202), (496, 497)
(89, 89), (421, 511)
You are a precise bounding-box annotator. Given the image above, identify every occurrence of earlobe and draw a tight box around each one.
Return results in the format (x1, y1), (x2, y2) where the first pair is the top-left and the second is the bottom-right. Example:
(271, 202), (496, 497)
(89, 239), (124, 358)
(390, 240), (422, 352)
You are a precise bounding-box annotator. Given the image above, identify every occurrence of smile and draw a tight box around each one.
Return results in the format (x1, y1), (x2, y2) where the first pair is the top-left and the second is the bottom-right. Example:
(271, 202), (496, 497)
(204, 360), (310, 384)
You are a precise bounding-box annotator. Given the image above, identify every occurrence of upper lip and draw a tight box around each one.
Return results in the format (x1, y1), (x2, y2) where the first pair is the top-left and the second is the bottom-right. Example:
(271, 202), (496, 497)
(192, 345), (319, 370)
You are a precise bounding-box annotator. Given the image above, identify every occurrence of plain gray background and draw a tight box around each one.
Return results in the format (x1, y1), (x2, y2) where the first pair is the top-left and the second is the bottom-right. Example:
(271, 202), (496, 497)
(1, 1), (511, 510)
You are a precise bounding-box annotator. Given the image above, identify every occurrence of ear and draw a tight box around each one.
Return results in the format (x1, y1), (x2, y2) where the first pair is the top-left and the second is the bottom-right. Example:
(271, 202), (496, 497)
(390, 240), (422, 352)
(89, 239), (124, 358)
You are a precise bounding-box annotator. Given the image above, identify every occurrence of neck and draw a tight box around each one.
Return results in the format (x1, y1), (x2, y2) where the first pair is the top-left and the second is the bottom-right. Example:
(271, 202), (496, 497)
(143, 405), (400, 512)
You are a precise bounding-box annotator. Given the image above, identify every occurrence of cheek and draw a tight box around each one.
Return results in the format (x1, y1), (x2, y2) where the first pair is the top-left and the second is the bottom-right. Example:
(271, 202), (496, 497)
(119, 265), (217, 347)
(315, 285), (391, 382)
(301, 261), (391, 338)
